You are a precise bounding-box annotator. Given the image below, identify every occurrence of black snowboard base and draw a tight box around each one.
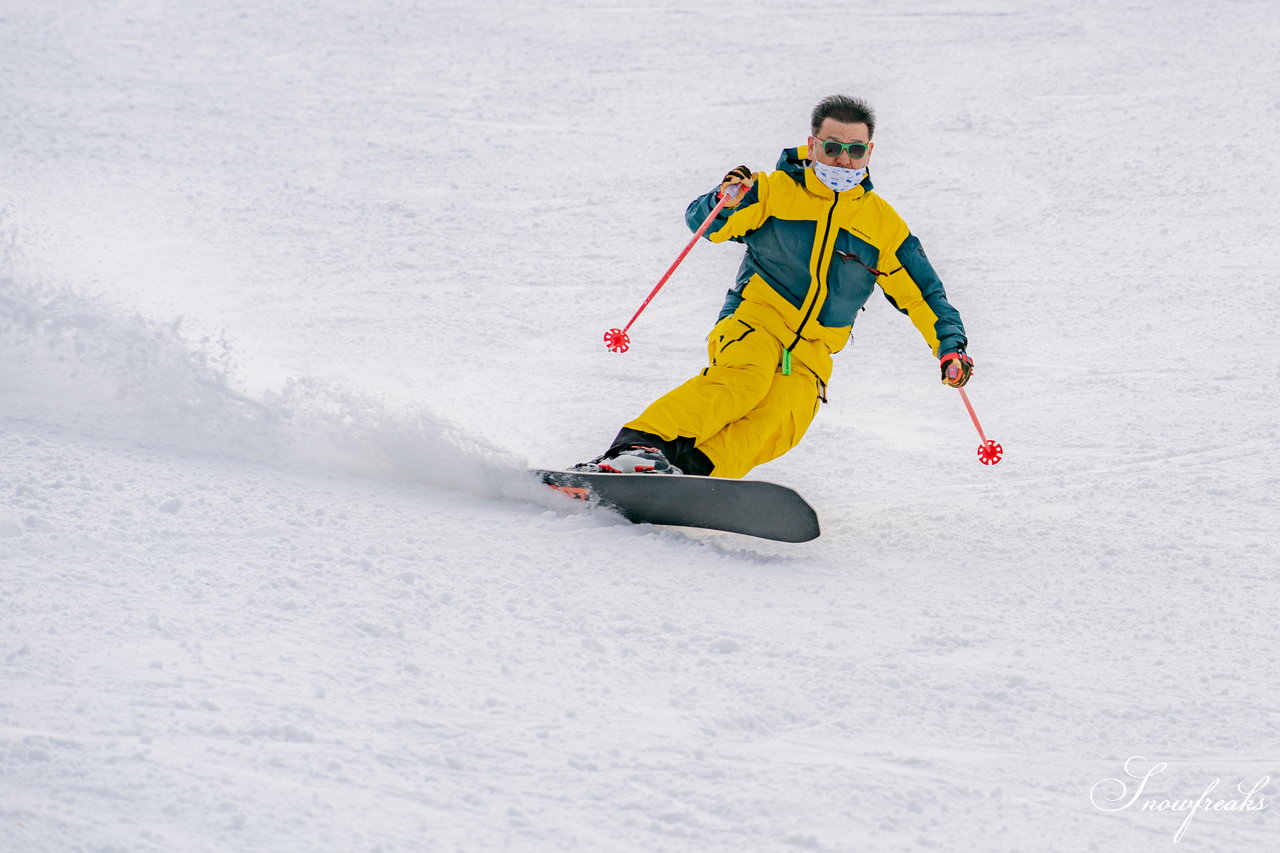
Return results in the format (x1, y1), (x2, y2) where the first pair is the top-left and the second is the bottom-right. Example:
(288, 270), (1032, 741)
(535, 469), (820, 543)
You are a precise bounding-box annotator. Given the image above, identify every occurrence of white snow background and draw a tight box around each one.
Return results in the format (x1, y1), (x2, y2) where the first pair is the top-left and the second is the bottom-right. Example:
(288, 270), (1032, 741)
(2, 0), (1278, 850)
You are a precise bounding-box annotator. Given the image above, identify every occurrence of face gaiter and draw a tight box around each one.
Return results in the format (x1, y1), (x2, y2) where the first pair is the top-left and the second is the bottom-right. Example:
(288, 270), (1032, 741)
(811, 160), (867, 193)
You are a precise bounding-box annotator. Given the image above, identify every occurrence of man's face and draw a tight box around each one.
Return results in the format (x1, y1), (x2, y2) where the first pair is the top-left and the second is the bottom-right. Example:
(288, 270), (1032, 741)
(809, 118), (874, 169)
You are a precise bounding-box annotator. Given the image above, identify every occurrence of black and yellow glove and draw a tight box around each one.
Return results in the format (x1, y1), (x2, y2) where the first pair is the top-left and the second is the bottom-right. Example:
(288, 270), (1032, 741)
(940, 350), (974, 388)
(718, 165), (754, 207)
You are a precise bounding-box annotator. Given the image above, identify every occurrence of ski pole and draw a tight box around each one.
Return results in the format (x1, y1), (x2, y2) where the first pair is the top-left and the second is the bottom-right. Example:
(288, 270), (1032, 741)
(604, 183), (745, 353)
(953, 384), (1003, 465)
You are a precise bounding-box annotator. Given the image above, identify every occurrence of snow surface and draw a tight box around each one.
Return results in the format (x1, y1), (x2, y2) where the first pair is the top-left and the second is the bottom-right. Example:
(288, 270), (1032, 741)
(3, 0), (1279, 850)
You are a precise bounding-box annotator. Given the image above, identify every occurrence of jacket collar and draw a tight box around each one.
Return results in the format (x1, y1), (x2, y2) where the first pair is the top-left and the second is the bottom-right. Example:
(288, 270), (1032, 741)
(779, 144), (874, 198)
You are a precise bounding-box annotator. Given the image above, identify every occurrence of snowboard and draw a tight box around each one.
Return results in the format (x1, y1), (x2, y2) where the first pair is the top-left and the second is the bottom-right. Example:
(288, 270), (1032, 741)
(535, 469), (820, 543)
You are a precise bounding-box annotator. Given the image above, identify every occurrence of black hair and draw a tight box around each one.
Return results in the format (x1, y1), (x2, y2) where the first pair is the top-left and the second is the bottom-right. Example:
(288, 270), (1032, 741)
(810, 95), (877, 139)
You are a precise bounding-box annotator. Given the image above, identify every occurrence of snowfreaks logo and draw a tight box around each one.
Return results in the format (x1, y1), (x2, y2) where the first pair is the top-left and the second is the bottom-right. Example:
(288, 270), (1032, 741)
(1090, 756), (1270, 843)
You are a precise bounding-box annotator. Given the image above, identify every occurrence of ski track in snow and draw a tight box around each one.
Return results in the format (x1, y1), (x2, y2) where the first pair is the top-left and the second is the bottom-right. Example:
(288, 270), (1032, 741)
(3, 1), (1280, 851)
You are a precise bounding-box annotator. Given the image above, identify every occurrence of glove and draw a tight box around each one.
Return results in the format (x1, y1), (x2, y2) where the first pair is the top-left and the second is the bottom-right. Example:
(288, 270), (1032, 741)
(718, 165), (754, 207)
(940, 350), (973, 387)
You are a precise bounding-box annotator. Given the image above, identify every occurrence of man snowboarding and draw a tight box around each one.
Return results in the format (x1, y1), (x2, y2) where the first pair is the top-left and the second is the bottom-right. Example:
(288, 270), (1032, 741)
(576, 94), (972, 478)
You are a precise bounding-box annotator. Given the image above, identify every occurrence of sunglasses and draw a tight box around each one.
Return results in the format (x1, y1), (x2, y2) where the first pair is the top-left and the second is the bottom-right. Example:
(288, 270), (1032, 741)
(814, 139), (870, 159)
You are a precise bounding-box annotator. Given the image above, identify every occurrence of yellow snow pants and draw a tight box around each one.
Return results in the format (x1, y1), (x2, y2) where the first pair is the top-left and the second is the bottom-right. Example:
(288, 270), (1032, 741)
(624, 312), (826, 479)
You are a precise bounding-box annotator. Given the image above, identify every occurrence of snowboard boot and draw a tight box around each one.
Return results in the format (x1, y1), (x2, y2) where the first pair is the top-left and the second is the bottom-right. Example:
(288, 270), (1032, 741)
(571, 445), (683, 475)
(610, 428), (714, 476)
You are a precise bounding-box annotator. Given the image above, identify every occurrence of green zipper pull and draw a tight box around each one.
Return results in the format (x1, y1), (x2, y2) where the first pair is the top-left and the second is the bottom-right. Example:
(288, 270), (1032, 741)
(782, 349), (792, 376)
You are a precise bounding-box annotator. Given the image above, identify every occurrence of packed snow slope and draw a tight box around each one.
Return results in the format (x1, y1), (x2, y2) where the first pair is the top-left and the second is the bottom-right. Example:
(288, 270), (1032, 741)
(3, 1), (1278, 850)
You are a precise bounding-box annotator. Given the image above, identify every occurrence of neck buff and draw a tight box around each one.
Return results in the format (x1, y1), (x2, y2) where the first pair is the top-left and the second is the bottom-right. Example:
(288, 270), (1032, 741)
(811, 160), (867, 193)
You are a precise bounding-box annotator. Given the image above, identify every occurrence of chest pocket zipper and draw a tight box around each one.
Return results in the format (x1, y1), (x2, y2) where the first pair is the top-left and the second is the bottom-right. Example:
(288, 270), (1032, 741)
(834, 250), (889, 278)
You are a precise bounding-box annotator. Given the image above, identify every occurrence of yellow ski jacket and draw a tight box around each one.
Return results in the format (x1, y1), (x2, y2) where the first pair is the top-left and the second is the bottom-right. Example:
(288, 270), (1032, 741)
(686, 143), (967, 383)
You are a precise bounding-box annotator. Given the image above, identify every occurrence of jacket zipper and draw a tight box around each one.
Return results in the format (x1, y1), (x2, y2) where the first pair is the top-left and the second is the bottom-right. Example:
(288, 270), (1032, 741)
(786, 191), (840, 357)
